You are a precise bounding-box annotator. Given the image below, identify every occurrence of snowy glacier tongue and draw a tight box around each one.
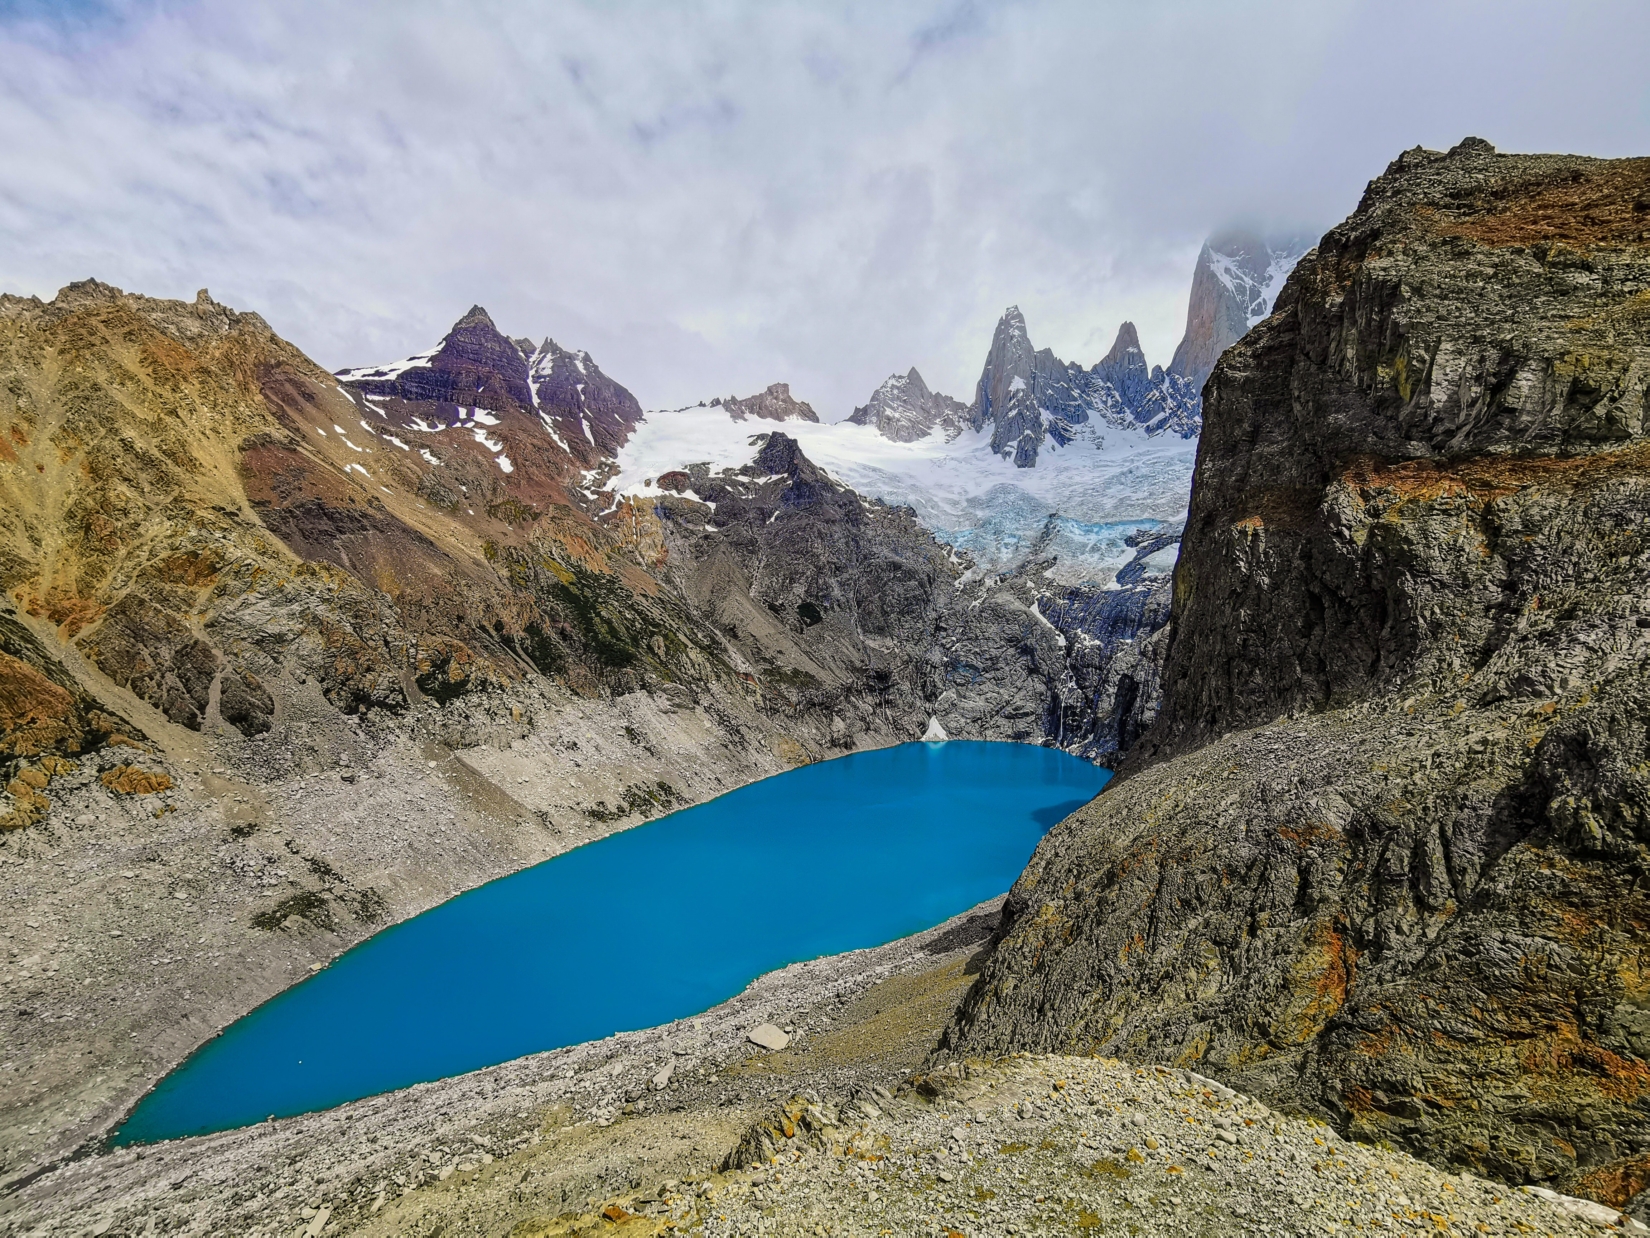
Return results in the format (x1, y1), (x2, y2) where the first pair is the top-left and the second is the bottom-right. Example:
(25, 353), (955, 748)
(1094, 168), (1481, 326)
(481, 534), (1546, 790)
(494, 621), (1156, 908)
(604, 405), (1196, 585)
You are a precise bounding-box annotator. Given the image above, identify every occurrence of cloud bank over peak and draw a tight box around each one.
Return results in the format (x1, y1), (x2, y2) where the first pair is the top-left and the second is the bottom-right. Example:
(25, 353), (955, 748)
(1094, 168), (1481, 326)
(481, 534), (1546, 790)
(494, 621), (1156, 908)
(1, 0), (1646, 416)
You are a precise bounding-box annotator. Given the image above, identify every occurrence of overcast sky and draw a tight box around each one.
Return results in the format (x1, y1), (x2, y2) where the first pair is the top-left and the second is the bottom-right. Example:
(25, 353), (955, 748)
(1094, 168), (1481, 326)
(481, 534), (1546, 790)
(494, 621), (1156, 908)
(2, 1), (1646, 417)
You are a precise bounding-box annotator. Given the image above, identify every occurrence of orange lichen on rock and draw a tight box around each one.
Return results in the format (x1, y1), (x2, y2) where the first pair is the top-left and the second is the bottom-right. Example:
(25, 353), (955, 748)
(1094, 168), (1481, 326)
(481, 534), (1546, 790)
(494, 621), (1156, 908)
(0, 650), (78, 758)
(1572, 1153), (1650, 1209)
(1276, 817), (1344, 847)
(1344, 442), (1650, 506)
(100, 764), (172, 795)
(1431, 157), (1650, 249)
(0, 755), (75, 830)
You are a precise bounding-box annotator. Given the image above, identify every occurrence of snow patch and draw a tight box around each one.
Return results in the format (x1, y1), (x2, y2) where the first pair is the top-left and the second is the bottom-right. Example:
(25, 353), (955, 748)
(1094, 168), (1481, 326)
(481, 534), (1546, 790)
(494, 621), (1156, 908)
(1137, 545), (1180, 575)
(336, 346), (440, 384)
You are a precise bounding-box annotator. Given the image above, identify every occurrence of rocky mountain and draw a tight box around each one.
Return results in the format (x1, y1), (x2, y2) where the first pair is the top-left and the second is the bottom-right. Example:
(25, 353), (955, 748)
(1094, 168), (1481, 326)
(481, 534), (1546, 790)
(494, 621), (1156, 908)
(1167, 229), (1312, 393)
(714, 382), (819, 423)
(337, 306), (643, 466)
(845, 367), (970, 442)
(968, 308), (1202, 467)
(944, 139), (1650, 1217)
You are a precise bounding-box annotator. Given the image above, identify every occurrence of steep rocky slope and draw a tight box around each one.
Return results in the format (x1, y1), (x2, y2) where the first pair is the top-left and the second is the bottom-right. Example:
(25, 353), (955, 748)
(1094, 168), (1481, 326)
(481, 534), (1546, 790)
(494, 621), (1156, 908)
(944, 139), (1650, 1214)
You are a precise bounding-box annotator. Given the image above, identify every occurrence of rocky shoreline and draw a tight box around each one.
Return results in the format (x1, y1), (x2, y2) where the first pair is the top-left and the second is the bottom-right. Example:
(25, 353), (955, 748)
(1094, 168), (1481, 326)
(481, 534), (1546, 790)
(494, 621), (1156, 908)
(1, 895), (1007, 1236)
(0, 663), (884, 1192)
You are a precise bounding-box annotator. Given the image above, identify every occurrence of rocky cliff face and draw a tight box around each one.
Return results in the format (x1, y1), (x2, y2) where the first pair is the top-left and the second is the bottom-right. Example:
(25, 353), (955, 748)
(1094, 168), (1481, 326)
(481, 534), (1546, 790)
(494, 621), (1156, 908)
(968, 308), (1201, 466)
(944, 140), (1650, 1214)
(845, 367), (969, 442)
(649, 432), (1176, 753)
(1167, 230), (1311, 393)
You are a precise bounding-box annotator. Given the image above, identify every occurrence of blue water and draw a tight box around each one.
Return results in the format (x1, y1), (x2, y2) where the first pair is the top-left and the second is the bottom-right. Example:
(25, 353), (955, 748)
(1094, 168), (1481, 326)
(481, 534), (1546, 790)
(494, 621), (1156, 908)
(115, 741), (1109, 1143)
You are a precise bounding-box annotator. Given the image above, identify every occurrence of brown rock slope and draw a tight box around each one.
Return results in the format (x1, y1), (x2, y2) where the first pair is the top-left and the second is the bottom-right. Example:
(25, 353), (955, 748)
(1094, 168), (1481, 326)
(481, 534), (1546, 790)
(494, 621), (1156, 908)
(942, 139), (1650, 1211)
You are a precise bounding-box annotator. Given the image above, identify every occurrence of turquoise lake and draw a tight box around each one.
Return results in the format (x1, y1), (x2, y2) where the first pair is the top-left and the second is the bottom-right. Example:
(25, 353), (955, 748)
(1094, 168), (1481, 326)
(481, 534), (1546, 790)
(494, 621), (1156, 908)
(115, 740), (1110, 1143)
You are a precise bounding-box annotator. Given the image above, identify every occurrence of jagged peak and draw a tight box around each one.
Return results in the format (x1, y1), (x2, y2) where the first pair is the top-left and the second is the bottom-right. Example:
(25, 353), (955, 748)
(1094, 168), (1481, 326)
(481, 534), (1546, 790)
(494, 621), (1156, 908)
(450, 304), (500, 333)
(723, 382), (819, 424)
(1448, 135), (1497, 157)
(53, 278), (127, 308)
(1101, 322), (1143, 365)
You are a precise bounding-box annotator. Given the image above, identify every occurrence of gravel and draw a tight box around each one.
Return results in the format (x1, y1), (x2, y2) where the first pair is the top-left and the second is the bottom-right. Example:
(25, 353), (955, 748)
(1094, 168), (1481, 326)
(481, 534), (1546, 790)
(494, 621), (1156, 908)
(686, 1055), (1644, 1237)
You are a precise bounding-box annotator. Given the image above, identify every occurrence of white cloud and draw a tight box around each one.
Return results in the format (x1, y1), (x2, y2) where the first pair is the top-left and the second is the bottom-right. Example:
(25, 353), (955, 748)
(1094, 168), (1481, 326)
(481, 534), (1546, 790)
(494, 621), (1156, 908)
(1, 0), (1646, 416)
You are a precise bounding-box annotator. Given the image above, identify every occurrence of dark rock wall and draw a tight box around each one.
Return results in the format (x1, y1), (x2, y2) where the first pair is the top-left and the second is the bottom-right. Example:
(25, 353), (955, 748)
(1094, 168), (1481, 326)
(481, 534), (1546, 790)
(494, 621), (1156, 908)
(943, 141), (1650, 1211)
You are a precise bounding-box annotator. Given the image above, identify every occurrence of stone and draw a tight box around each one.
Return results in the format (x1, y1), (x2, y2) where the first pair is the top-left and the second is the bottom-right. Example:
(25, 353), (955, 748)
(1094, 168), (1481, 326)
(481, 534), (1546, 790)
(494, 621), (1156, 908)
(651, 1062), (674, 1090)
(746, 1024), (790, 1051)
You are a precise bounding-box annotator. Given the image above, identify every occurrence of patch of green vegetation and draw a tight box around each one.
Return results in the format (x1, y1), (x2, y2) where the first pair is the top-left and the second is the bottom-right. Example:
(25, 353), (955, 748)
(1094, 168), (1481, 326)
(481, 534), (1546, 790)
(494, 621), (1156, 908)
(251, 890), (335, 933)
(348, 887), (389, 924)
(517, 621), (567, 677)
(1089, 1157), (1132, 1180)
(486, 497), (542, 525)
(416, 662), (471, 704)
(582, 780), (687, 823)
(544, 565), (640, 669)
(762, 664), (821, 689)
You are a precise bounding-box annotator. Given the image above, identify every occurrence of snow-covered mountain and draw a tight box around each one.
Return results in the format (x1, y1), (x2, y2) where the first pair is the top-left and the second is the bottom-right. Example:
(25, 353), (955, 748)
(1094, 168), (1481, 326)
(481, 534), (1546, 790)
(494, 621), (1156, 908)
(969, 309), (1202, 467)
(846, 367), (970, 442)
(336, 305), (643, 466)
(606, 396), (1196, 587)
(334, 230), (1305, 591)
(1167, 230), (1313, 391)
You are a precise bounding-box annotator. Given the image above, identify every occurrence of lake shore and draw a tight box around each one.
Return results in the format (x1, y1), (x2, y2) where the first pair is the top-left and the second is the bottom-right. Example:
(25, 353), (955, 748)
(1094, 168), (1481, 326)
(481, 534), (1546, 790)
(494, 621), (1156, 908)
(0, 684), (911, 1195)
(4, 891), (1007, 1235)
(14, 886), (1633, 1238)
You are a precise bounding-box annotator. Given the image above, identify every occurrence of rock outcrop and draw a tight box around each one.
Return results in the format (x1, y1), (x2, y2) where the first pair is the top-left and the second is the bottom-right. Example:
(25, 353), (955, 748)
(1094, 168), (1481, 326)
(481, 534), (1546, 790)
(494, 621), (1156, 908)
(944, 140), (1650, 1214)
(845, 367), (969, 442)
(650, 431), (1142, 748)
(716, 382), (819, 423)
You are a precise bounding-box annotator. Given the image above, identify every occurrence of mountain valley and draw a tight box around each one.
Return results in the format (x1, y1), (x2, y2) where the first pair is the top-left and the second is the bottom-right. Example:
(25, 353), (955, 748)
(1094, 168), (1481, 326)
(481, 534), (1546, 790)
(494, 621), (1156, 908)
(2, 137), (1648, 1238)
